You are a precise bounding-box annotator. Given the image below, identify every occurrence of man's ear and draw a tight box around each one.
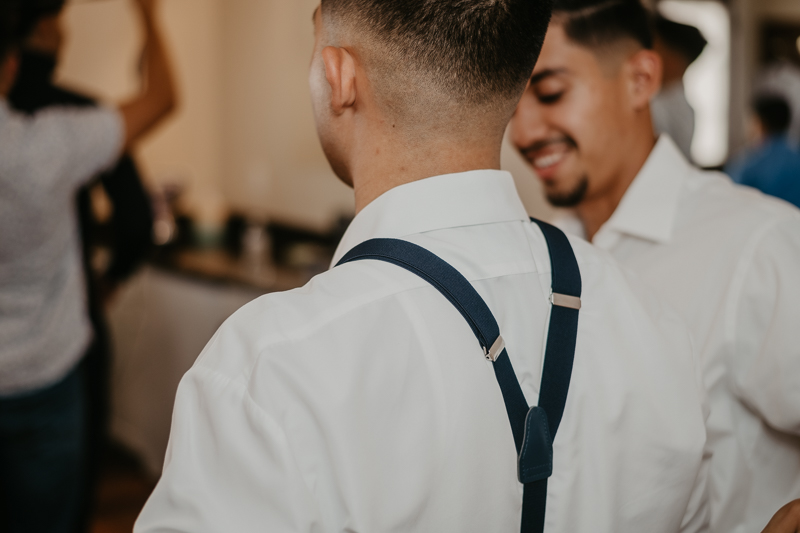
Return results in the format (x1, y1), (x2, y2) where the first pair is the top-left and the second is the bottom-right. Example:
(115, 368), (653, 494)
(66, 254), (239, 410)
(624, 49), (663, 111)
(321, 46), (357, 114)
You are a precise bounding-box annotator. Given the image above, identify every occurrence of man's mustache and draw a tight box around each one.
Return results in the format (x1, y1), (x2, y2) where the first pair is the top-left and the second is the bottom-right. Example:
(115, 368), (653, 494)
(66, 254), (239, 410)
(518, 136), (578, 158)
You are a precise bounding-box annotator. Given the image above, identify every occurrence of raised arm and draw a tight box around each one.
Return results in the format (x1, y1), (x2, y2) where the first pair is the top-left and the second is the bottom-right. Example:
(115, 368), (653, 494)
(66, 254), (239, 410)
(119, 0), (177, 149)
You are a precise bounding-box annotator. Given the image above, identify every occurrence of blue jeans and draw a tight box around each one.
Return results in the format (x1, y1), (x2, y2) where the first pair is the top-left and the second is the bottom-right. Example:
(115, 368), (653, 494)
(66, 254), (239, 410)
(0, 365), (87, 533)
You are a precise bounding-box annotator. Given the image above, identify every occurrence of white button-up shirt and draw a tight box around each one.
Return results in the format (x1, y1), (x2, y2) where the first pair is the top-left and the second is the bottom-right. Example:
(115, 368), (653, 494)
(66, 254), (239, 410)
(556, 136), (800, 533)
(136, 170), (708, 533)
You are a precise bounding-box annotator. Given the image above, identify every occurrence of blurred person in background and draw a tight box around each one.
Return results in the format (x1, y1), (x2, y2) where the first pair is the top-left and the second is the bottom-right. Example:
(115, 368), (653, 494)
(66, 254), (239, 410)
(0, 0), (176, 530)
(8, 1), (156, 528)
(510, 0), (800, 531)
(758, 62), (800, 146)
(650, 14), (707, 162)
(727, 94), (800, 209)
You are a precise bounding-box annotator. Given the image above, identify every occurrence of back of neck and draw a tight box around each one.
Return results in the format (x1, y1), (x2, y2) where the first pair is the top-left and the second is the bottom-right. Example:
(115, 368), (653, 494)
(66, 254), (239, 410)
(352, 138), (502, 213)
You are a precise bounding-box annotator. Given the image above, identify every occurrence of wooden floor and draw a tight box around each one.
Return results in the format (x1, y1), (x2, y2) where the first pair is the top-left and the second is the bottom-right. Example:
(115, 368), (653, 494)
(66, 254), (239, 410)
(90, 445), (156, 533)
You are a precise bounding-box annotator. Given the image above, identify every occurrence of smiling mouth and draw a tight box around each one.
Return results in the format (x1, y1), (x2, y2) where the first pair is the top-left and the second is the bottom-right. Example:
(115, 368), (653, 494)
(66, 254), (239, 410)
(533, 151), (567, 170)
(522, 141), (573, 176)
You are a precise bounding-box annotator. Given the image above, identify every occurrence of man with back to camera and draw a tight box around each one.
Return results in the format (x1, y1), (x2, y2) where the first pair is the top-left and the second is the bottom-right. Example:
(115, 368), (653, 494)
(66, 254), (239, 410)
(510, 1), (800, 532)
(135, 1), (709, 532)
(0, 0), (176, 531)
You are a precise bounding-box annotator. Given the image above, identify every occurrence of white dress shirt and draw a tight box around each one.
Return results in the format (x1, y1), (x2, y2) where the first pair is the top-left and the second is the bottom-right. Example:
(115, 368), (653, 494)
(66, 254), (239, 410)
(135, 170), (708, 533)
(556, 136), (800, 533)
(0, 99), (122, 396)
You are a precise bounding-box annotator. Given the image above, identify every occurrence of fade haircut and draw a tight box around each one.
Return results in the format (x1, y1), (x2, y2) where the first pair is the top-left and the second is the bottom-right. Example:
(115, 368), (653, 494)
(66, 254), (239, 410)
(321, 0), (552, 119)
(552, 0), (653, 51)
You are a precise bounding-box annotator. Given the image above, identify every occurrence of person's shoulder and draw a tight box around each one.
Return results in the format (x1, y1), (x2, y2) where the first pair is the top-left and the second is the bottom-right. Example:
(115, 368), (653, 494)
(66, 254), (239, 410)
(685, 166), (800, 228)
(566, 234), (694, 352)
(1, 104), (119, 152)
(192, 260), (431, 378)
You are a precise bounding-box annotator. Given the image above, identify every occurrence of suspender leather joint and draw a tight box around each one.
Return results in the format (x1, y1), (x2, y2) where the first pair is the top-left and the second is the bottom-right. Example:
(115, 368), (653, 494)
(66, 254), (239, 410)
(518, 406), (554, 484)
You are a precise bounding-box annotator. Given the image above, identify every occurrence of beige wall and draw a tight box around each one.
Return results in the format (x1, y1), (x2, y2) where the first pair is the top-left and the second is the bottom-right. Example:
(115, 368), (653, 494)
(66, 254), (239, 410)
(56, 0), (553, 231)
(218, 0), (354, 229)
(59, 0), (225, 221)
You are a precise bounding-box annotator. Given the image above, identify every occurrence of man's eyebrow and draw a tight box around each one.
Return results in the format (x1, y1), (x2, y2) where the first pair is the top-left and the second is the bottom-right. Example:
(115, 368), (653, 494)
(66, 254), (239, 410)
(530, 68), (567, 84)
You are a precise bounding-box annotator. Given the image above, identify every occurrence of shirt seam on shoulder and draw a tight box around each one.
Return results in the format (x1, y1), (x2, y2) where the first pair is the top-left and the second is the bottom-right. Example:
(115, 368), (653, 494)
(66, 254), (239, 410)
(189, 364), (276, 424)
(723, 217), (783, 346)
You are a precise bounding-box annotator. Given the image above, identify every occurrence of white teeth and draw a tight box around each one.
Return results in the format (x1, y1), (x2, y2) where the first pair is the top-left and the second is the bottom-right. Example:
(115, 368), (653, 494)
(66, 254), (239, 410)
(533, 152), (565, 169)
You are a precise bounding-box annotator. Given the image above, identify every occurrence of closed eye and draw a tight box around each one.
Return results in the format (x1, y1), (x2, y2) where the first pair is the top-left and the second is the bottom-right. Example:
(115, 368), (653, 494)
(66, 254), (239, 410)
(537, 92), (563, 105)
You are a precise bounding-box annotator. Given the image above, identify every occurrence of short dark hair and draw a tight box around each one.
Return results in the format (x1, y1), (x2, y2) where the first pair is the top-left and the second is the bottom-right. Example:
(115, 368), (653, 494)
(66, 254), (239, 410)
(0, 0), (21, 63)
(754, 94), (792, 136)
(18, 0), (65, 42)
(0, 0), (64, 63)
(654, 15), (706, 65)
(321, 0), (553, 107)
(552, 0), (653, 51)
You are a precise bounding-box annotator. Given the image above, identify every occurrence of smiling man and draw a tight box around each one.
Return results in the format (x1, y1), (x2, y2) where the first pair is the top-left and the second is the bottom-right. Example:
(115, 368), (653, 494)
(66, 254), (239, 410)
(511, 1), (800, 532)
(134, 1), (709, 532)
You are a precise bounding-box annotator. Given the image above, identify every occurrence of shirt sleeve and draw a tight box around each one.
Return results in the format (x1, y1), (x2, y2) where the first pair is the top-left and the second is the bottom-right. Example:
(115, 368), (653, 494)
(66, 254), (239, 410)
(134, 365), (322, 533)
(24, 105), (124, 194)
(729, 215), (800, 436)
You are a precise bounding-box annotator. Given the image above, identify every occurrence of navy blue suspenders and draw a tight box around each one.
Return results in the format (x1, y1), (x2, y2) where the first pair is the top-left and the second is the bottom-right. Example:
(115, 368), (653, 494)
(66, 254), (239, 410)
(336, 219), (582, 533)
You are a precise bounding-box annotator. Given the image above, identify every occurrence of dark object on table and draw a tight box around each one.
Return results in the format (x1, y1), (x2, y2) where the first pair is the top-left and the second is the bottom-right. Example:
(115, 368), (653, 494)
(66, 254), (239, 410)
(267, 215), (350, 267)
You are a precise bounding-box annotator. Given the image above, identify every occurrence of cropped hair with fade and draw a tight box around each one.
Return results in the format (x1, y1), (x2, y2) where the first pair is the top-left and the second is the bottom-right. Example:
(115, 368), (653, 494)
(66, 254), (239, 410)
(321, 0), (553, 107)
(552, 0), (653, 51)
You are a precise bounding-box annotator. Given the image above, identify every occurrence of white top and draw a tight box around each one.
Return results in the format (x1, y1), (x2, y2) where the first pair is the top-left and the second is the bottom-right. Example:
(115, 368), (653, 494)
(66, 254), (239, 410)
(0, 99), (123, 396)
(652, 81), (696, 162)
(135, 170), (708, 533)
(556, 136), (800, 533)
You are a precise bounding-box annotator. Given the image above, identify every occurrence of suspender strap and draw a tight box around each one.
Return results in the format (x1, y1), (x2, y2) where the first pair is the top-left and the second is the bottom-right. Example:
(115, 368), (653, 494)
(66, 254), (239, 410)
(525, 219), (582, 533)
(533, 219), (581, 439)
(336, 219), (581, 533)
(337, 238), (531, 452)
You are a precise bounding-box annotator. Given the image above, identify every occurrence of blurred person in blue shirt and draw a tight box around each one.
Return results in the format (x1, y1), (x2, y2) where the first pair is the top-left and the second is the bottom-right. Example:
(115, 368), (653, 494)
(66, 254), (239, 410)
(727, 94), (800, 208)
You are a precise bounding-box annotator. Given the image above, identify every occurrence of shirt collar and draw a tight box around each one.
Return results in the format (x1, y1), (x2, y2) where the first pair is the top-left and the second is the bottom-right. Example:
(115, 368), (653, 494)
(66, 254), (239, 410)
(595, 135), (689, 246)
(331, 170), (529, 266)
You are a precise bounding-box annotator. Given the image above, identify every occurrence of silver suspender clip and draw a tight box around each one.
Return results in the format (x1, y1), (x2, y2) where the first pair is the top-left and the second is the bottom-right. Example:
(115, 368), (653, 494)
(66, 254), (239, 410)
(550, 291), (582, 310)
(484, 335), (506, 362)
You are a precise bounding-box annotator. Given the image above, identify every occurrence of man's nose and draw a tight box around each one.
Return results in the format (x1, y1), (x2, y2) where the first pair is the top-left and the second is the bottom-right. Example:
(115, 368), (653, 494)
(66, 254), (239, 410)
(510, 90), (549, 150)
